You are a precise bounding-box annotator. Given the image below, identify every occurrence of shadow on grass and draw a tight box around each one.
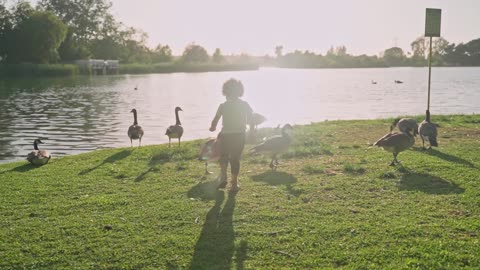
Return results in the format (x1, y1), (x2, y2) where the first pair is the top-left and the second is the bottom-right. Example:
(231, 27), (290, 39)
(187, 180), (220, 201)
(78, 149), (132, 175)
(398, 169), (465, 194)
(420, 148), (476, 168)
(190, 191), (246, 270)
(251, 171), (301, 197)
(0, 163), (38, 175)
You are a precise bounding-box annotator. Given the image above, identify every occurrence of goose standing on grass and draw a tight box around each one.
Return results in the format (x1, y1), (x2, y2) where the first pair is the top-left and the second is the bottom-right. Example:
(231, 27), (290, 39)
(250, 124), (293, 170)
(27, 139), (51, 165)
(128, 109), (144, 147)
(390, 118), (419, 136)
(166, 106), (184, 146)
(198, 137), (221, 174)
(418, 110), (438, 149)
(374, 127), (415, 166)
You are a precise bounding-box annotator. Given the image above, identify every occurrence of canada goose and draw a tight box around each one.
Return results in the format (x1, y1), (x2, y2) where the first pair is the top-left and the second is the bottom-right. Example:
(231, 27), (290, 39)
(394, 80), (403, 84)
(134, 86), (138, 90)
(418, 111), (438, 149)
(198, 137), (221, 174)
(250, 124), (293, 170)
(27, 139), (51, 165)
(166, 106), (184, 146)
(390, 118), (419, 136)
(371, 80), (377, 84)
(374, 128), (415, 166)
(128, 109), (144, 147)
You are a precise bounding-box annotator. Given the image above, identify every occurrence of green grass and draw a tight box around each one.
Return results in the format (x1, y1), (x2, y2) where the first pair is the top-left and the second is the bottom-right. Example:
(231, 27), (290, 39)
(118, 62), (259, 74)
(1, 115), (479, 269)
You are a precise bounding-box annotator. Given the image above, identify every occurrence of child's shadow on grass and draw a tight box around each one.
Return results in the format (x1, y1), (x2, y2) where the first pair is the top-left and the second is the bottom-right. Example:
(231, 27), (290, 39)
(189, 191), (247, 270)
(78, 149), (132, 175)
(397, 168), (465, 194)
(251, 171), (301, 197)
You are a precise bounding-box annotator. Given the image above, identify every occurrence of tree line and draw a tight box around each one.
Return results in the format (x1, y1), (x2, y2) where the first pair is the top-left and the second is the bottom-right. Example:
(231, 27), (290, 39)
(274, 36), (480, 68)
(1, 0), (479, 68)
(0, 0), (234, 65)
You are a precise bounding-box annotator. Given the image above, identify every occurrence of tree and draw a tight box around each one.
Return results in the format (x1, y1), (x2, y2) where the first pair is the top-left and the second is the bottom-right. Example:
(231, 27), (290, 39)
(181, 44), (209, 63)
(151, 44), (172, 63)
(7, 11), (67, 63)
(212, 48), (224, 63)
(383, 47), (406, 66)
(0, 2), (12, 61)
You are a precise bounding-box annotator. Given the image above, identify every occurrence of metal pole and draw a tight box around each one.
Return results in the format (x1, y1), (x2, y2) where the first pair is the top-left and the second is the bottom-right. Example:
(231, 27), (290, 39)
(427, 36), (433, 112)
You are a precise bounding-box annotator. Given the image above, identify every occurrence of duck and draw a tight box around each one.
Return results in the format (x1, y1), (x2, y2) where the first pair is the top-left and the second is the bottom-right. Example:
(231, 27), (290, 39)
(128, 109), (144, 147)
(166, 106), (184, 146)
(27, 139), (51, 165)
(390, 118), (419, 136)
(394, 80), (404, 84)
(418, 110), (438, 149)
(250, 124), (293, 170)
(198, 137), (221, 174)
(374, 127), (415, 166)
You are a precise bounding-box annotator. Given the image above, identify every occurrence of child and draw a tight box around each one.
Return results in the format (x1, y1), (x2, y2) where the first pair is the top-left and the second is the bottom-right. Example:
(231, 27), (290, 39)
(209, 78), (254, 192)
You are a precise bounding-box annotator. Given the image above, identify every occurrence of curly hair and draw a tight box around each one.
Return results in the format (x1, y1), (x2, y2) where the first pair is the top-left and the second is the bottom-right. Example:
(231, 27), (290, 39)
(222, 78), (244, 98)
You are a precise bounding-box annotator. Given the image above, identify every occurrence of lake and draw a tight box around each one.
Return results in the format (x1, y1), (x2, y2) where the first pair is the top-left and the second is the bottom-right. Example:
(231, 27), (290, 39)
(0, 67), (479, 163)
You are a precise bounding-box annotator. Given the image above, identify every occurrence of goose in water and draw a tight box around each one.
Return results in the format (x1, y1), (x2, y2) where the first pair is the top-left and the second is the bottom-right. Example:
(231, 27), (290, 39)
(250, 124), (293, 170)
(128, 109), (144, 147)
(390, 118), (419, 136)
(27, 139), (51, 165)
(418, 110), (438, 149)
(394, 80), (404, 84)
(198, 137), (221, 174)
(166, 106), (184, 146)
(374, 127), (415, 166)
(371, 80), (377, 84)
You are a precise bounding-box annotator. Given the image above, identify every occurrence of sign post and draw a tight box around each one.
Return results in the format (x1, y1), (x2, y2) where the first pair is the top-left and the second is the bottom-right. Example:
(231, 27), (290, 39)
(425, 8), (441, 116)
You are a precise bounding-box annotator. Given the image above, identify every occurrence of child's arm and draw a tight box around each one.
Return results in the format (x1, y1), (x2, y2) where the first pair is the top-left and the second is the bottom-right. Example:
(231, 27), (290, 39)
(209, 105), (222, 131)
(246, 103), (255, 130)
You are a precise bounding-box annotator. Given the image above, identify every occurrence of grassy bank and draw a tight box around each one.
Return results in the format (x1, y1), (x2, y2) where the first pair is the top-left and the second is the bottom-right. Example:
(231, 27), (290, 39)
(0, 63), (79, 77)
(118, 62), (259, 74)
(0, 115), (479, 269)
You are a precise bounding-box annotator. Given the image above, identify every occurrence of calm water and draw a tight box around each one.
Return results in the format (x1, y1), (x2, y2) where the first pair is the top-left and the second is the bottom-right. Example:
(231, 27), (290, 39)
(0, 67), (479, 163)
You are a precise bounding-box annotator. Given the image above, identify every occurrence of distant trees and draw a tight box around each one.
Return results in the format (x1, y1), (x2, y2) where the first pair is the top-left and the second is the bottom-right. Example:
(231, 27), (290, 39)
(8, 11), (67, 63)
(212, 48), (224, 63)
(382, 47), (406, 66)
(181, 44), (209, 63)
(151, 44), (172, 63)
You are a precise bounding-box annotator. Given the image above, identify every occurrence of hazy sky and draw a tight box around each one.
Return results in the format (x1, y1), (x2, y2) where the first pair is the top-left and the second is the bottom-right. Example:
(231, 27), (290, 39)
(33, 0), (480, 56)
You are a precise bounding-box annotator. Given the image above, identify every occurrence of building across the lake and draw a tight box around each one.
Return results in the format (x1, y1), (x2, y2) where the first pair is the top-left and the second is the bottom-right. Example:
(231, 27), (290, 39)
(75, 59), (119, 75)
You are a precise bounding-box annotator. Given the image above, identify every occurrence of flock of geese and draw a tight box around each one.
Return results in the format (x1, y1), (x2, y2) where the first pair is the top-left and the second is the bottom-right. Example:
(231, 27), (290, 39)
(374, 110), (438, 166)
(26, 102), (438, 169)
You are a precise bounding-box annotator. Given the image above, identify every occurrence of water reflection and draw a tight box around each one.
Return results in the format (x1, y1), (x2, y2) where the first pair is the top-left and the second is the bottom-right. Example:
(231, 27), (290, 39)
(0, 67), (479, 163)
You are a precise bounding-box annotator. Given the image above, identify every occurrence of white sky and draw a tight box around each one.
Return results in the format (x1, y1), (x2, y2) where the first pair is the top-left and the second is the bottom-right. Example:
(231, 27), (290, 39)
(30, 0), (480, 56)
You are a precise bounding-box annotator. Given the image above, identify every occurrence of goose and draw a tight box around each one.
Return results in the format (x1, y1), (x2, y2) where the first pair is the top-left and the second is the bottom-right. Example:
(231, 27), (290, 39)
(128, 108), (144, 147)
(27, 139), (51, 165)
(371, 80), (377, 84)
(418, 110), (438, 149)
(134, 85), (138, 90)
(250, 124), (293, 170)
(390, 118), (419, 136)
(374, 127), (415, 166)
(166, 106), (184, 146)
(198, 137), (221, 174)
(394, 80), (404, 84)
